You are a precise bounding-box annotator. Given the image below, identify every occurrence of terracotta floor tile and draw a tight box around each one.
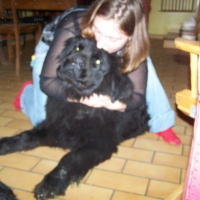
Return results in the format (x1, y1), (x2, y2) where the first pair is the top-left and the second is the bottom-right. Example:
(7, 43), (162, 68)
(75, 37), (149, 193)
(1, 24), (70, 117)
(185, 127), (193, 136)
(7, 119), (33, 130)
(153, 152), (189, 169)
(0, 108), (5, 114)
(0, 38), (194, 200)
(123, 160), (180, 183)
(173, 125), (185, 135)
(175, 116), (194, 127)
(13, 189), (36, 200)
(87, 169), (149, 195)
(0, 102), (15, 110)
(181, 170), (187, 182)
(0, 126), (19, 137)
(95, 157), (126, 172)
(183, 145), (191, 157)
(173, 84), (189, 91)
(134, 138), (182, 155)
(178, 134), (193, 145)
(114, 146), (153, 162)
(0, 91), (16, 98)
(0, 168), (43, 191)
(81, 170), (92, 183)
(63, 183), (113, 200)
(137, 132), (158, 140)
(2, 110), (29, 120)
(177, 195), (183, 200)
(112, 191), (160, 200)
(22, 147), (69, 161)
(147, 180), (181, 199)
(32, 159), (58, 174)
(120, 138), (135, 147)
(0, 116), (13, 125)
(0, 96), (16, 103)
(0, 153), (40, 171)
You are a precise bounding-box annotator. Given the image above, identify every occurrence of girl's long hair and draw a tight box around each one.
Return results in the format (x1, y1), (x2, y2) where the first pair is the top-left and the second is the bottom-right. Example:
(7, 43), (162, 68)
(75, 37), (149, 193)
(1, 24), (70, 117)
(81, 0), (149, 73)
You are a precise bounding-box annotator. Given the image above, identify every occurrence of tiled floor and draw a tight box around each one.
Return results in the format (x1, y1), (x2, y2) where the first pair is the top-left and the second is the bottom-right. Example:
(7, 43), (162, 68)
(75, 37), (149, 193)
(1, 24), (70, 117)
(0, 39), (194, 200)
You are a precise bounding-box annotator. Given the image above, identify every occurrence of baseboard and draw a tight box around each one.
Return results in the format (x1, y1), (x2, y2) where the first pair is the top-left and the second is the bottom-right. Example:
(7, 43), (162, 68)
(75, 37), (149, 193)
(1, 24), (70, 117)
(163, 31), (180, 49)
(163, 39), (176, 49)
(149, 34), (164, 39)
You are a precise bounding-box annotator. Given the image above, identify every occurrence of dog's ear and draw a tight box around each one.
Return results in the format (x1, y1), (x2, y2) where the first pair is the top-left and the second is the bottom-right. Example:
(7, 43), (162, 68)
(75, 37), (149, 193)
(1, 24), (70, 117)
(110, 78), (122, 102)
(57, 37), (77, 62)
(105, 55), (133, 103)
(110, 72), (133, 103)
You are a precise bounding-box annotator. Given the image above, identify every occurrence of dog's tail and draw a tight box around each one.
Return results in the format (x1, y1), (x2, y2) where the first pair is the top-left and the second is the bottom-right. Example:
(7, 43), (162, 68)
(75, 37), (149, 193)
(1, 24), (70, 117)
(0, 180), (18, 200)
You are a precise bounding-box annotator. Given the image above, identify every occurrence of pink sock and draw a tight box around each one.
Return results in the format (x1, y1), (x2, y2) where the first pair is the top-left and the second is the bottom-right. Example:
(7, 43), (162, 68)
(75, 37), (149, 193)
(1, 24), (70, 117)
(156, 127), (181, 146)
(14, 81), (33, 111)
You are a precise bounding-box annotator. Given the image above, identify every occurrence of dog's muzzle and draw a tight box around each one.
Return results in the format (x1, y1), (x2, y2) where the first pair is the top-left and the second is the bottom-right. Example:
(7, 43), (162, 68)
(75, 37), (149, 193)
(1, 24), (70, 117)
(72, 55), (86, 69)
(57, 53), (89, 85)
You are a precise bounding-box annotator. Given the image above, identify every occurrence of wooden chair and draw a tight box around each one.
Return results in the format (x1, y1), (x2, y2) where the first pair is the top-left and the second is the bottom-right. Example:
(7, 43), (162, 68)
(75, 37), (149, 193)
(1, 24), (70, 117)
(165, 38), (200, 200)
(0, 0), (77, 75)
(0, 0), (42, 75)
(175, 37), (200, 118)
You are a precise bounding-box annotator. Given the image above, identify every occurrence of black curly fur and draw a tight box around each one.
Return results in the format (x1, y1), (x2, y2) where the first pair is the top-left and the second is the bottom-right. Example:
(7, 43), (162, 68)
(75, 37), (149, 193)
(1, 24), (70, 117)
(0, 181), (17, 200)
(0, 36), (149, 200)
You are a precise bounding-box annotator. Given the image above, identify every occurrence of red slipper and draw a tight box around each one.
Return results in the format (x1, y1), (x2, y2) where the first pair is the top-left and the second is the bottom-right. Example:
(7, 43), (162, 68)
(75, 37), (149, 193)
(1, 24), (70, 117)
(156, 128), (181, 146)
(14, 81), (33, 111)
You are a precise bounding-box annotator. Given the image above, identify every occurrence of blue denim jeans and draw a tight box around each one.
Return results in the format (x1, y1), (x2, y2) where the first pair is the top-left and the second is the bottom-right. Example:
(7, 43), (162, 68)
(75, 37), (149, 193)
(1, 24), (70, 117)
(21, 41), (175, 132)
(146, 57), (175, 133)
(21, 40), (49, 126)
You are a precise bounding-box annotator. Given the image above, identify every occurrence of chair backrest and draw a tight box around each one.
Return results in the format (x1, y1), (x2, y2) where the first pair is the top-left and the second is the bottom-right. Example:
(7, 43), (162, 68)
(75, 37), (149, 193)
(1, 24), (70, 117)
(2, 0), (77, 11)
(175, 37), (200, 118)
(1, 0), (77, 36)
(0, 0), (11, 19)
(0, 0), (77, 75)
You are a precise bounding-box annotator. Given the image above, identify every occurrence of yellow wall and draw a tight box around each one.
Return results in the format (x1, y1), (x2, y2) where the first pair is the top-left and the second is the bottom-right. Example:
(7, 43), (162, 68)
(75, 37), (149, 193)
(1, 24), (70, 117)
(148, 0), (197, 36)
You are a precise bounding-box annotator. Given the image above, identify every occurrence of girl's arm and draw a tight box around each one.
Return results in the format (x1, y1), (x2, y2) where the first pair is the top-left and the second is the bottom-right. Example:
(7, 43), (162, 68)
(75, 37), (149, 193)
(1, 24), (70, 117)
(40, 11), (85, 101)
(126, 60), (147, 111)
(69, 60), (147, 112)
(68, 94), (127, 112)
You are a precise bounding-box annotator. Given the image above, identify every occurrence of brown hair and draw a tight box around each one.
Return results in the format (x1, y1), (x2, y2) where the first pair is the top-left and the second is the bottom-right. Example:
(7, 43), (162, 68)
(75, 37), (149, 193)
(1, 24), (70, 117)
(81, 0), (149, 73)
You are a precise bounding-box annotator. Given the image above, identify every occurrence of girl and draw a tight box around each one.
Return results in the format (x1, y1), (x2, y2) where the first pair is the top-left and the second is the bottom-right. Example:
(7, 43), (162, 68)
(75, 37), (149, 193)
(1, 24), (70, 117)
(14, 0), (180, 145)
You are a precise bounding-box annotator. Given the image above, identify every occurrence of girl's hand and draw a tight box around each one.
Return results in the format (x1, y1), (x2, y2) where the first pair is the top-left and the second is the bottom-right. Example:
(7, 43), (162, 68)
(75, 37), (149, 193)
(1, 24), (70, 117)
(67, 94), (126, 112)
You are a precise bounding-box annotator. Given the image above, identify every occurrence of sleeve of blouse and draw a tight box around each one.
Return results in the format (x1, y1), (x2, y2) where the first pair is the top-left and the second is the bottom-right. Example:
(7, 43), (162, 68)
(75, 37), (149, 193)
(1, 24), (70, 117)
(40, 13), (84, 101)
(125, 60), (148, 111)
(40, 29), (74, 101)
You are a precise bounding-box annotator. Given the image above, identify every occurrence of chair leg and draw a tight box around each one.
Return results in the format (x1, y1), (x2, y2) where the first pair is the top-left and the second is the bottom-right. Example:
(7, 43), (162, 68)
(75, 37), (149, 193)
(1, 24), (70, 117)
(0, 45), (8, 65)
(7, 35), (14, 64)
(15, 34), (21, 75)
(35, 24), (42, 45)
(22, 34), (26, 51)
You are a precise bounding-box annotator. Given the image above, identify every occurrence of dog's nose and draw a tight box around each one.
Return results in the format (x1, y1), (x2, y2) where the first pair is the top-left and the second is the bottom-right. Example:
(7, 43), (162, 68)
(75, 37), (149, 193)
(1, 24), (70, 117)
(72, 56), (85, 68)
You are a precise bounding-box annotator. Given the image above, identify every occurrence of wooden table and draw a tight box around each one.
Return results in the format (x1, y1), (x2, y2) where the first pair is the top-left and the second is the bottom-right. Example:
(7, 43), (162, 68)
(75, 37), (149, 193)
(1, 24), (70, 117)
(3, 0), (77, 11)
(0, 0), (77, 67)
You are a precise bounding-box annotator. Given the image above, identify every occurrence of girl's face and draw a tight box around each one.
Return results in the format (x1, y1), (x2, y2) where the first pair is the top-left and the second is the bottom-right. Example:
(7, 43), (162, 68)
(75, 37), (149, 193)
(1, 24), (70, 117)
(92, 15), (129, 53)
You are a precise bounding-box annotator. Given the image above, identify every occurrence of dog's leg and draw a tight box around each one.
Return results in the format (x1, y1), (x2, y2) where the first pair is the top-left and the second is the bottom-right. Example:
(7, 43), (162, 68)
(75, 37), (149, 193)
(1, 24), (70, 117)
(0, 180), (18, 200)
(34, 140), (117, 200)
(0, 126), (54, 155)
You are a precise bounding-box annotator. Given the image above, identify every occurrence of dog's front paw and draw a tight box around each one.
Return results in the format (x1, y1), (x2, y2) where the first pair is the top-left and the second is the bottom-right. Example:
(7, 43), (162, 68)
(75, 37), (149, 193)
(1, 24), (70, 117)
(34, 175), (66, 200)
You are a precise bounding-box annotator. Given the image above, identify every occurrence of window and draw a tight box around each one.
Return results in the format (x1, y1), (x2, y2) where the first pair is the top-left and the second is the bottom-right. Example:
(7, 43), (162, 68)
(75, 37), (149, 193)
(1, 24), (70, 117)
(161, 0), (195, 12)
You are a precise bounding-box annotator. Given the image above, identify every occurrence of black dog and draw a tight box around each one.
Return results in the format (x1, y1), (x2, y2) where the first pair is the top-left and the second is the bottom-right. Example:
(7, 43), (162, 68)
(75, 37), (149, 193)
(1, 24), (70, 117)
(0, 36), (149, 200)
(0, 181), (17, 200)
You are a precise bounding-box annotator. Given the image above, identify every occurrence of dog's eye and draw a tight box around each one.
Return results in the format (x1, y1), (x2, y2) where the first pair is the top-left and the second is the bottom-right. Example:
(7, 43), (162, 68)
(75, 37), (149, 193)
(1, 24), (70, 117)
(75, 44), (84, 52)
(96, 59), (101, 65)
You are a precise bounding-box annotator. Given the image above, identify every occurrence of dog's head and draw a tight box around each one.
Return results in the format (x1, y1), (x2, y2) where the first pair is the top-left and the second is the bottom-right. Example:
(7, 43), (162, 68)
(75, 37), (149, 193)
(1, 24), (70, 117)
(57, 36), (133, 102)
(57, 36), (111, 94)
